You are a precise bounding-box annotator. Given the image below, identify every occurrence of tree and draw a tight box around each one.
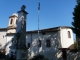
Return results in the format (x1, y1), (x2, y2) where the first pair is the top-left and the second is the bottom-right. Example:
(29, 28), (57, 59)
(72, 0), (80, 50)
(77, 0), (80, 3)
(72, 0), (80, 37)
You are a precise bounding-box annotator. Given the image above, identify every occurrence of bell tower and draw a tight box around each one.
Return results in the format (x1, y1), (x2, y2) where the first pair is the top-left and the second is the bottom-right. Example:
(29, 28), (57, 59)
(7, 13), (18, 33)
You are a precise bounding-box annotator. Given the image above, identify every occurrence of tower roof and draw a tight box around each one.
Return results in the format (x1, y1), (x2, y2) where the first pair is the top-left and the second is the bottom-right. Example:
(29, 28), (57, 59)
(12, 13), (18, 17)
(9, 13), (18, 18)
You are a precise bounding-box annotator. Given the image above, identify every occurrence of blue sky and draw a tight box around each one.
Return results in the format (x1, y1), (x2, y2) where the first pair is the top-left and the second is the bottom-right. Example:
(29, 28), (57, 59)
(0, 0), (76, 31)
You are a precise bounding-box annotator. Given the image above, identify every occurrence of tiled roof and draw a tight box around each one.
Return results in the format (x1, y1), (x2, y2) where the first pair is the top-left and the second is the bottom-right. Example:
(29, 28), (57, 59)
(6, 26), (72, 35)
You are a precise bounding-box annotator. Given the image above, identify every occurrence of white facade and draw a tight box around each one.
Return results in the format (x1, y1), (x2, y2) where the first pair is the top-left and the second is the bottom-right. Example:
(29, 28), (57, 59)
(6, 35), (13, 55)
(60, 27), (74, 49)
(26, 31), (60, 59)
(5, 26), (74, 60)
(26, 27), (74, 60)
(0, 29), (7, 49)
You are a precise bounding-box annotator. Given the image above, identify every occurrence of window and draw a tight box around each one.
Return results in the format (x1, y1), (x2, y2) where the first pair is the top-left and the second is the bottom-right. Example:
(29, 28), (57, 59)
(68, 31), (71, 38)
(39, 40), (41, 47)
(10, 19), (13, 24)
(46, 40), (51, 47)
(28, 43), (30, 48)
(42, 32), (46, 35)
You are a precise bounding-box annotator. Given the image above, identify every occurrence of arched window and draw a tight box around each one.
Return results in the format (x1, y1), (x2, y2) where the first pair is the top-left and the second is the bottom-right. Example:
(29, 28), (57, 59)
(68, 31), (71, 38)
(10, 19), (13, 24)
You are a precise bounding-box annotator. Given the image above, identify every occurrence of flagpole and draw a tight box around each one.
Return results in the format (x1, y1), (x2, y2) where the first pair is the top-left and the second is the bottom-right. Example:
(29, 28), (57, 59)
(38, 0), (40, 54)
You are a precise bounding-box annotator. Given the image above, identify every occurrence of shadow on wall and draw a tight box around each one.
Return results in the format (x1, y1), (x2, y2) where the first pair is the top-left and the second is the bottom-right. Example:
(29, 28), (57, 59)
(2, 32), (76, 60)
(67, 42), (80, 60)
(3, 40), (12, 50)
(67, 50), (80, 60)
(3, 38), (17, 59)
(3, 39), (12, 56)
(27, 32), (62, 60)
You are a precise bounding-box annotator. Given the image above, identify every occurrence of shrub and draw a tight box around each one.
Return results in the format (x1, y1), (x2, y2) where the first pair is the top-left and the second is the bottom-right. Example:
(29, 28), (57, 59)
(29, 54), (49, 60)
(74, 42), (78, 49)
(0, 51), (6, 59)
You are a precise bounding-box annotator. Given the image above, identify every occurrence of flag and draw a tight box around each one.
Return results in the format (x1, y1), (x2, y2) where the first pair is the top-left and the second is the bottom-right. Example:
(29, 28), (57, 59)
(38, 2), (40, 10)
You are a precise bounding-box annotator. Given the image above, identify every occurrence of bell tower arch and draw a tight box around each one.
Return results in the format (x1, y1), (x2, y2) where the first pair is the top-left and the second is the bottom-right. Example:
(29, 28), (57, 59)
(7, 13), (18, 33)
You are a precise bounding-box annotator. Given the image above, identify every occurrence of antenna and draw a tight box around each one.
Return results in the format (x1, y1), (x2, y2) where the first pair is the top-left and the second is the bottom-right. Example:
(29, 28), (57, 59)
(38, 0), (40, 53)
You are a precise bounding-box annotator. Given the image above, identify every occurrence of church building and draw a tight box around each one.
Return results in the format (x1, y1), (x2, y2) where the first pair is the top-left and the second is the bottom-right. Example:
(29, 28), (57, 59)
(0, 11), (76, 60)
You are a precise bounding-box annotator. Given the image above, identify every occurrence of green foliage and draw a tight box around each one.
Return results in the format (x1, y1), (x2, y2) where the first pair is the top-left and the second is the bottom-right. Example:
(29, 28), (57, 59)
(5, 57), (16, 60)
(72, 0), (80, 37)
(5, 55), (16, 60)
(74, 42), (78, 49)
(29, 54), (49, 60)
(76, 0), (80, 3)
